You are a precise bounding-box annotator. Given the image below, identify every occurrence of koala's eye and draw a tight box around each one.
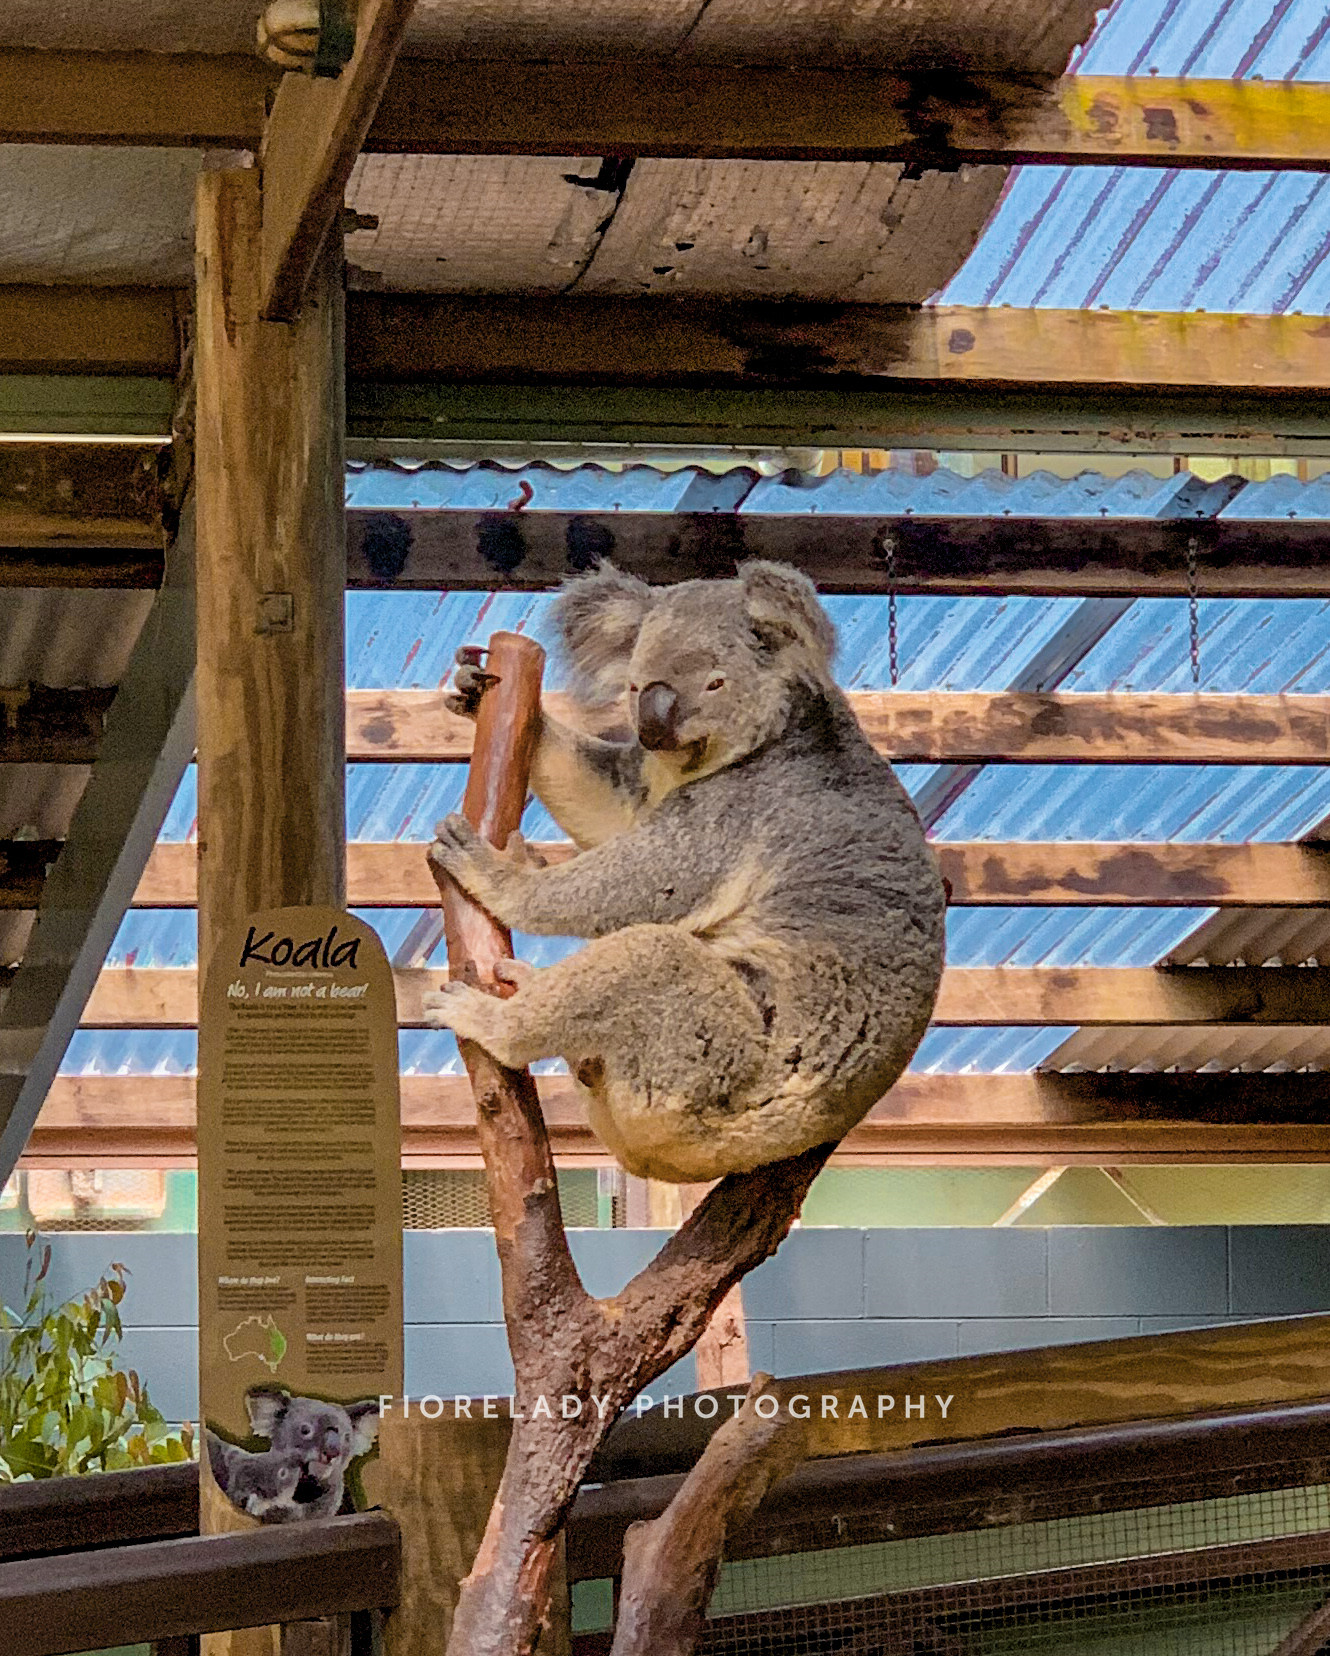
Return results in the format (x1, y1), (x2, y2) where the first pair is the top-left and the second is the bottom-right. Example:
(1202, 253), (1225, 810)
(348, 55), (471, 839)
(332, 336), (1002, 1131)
(706, 677), (726, 692)
(299, 1422), (314, 1438)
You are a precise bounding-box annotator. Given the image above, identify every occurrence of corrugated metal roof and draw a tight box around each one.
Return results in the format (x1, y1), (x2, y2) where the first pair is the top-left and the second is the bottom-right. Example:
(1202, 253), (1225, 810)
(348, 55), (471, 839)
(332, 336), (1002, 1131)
(943, 0), (1330, 315)
(344, 457), (1330, 523)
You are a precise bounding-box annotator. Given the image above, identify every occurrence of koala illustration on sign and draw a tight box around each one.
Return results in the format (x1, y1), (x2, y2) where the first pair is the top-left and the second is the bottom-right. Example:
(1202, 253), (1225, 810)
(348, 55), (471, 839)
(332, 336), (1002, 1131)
(425, 560), (946, 1183)
(210, 1388), (383, 1523)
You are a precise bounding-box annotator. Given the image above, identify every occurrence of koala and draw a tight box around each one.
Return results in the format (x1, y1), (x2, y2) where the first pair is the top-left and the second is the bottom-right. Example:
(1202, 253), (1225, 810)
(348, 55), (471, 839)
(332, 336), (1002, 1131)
(242, 1388), (382, 1521)
(426, 560), (946, 1184)
(206, 1429), (305, 1522)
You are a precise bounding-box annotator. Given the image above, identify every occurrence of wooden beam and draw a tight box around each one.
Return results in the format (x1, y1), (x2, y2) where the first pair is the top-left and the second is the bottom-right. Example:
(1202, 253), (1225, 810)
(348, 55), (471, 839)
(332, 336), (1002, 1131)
(346, 506), (1330, 600)
(363, 67), (1330, 170)
(0, 686), (116, 764)
(29, 1071), (1330, 1167)
(0, 1513), (400, 1656)
(74, 964), (1330, 1031)
(0, 512), (196, 1182)
(258, 0), (417, 320)
(0, 50), (275, 146)
(347, 296), (1330, 393)
(343, 690), (1330, 766)
(137, 839), (1330, 911)
(0, 440), (161, 556)
(195, 170), (348, 965)
(4, 54), (1328, 171)
(0, 288), (183, 377)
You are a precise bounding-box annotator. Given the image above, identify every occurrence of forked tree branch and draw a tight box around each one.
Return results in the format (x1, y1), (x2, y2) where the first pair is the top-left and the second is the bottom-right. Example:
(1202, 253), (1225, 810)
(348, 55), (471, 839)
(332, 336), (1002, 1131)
(435, 632), (831, 1656)
(611, 1372), (806, 1656)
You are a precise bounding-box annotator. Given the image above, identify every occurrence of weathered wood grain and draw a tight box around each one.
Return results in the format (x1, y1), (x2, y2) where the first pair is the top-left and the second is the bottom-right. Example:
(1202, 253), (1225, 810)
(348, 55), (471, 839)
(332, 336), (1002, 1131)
(30, 1071), (1330, 1168)
(133, 839), (1330, 911)
(348, 297), (1330, 392)
(75, 964), (1330, 1030)
(343, 690), (1330, 765)
(259, 0), (416, 319)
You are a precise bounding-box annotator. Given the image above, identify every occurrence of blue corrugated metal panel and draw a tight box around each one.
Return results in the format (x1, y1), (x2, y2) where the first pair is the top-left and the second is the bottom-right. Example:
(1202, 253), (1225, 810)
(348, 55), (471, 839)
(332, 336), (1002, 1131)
(741, 465), (1210, 518)
(943, 0), (1330, 315)
(345, 461), (1330, 523)
(1063, 599), (1330, 692)
(911, 1026), (1075, 1073)
(1221, 474), (1330, 519)
(344, 462), (754, 513)
(932, 764), (1330, 843)
(1073, 0), (1330, 78)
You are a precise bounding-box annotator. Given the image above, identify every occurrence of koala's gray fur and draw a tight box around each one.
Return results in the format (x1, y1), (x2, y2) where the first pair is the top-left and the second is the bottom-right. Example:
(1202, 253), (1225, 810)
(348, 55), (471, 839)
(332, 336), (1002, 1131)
(426, 560), (946, 1183)
(206, 1429), (305, 1522)
(242, 1388), (381, 1522)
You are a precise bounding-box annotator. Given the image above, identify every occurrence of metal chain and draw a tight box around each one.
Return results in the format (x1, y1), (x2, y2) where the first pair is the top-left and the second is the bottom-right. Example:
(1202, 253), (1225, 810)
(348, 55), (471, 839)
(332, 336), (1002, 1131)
(883, 531), (899, 688)
(1186, 533), (1201, 687)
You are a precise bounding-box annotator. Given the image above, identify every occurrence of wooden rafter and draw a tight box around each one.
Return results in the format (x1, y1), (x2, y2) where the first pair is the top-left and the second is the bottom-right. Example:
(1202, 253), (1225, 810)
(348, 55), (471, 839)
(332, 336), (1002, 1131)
(0, 440), (161, 556)
(346, 508), (1330, 600)
(0, 510), (196, 1182)
(72, 964), (1330, 1031)
(132, 839), (1330, 911)
(348, 297), (1330, 392)
(3, 54), (1329, 171)
(28, 1071), (1330, 1168)
(0, 686), (116, 764)
(258, 0), (417, 319)
(13, 288), (1330, 396)
(342, 690), (1330, 766)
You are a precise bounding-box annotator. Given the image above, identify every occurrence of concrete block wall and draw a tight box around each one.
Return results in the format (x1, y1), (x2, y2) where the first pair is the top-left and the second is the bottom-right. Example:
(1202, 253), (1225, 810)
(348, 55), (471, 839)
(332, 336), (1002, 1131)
(2, 1226), (1327, 1422)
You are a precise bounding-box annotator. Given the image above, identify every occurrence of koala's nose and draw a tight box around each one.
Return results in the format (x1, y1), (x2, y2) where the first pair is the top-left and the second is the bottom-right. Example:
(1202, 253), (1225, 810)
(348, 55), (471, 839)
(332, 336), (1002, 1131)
(636, 681), (681, 750)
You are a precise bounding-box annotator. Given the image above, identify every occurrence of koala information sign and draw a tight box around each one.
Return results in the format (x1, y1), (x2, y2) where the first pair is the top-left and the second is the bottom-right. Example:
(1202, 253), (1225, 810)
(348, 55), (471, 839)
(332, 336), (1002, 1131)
(197, 906), (402, 1526)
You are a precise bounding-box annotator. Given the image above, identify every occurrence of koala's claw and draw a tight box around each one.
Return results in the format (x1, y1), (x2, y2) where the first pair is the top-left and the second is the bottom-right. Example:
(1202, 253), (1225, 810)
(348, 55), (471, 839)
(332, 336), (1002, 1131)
(502, 830), (547, 871)
(494, 958), (534, 988)
(447, 646), (498, 720)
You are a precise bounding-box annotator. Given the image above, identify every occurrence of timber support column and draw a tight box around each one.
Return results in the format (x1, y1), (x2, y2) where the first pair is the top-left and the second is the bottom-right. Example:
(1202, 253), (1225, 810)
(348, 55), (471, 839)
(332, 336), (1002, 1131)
(194, 166), (348, 1656)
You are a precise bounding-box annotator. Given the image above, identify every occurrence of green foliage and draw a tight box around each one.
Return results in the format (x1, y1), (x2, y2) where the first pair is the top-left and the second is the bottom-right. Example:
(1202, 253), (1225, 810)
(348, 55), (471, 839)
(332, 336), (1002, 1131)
(0, 1230), (195, 1481)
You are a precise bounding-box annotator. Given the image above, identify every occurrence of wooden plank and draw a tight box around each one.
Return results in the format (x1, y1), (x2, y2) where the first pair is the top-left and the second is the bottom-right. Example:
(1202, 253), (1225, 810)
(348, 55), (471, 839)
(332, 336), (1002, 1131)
(591, 1312), (1330, 1466)
(139, 839), (1330, 911)
(0, 288), (182, 377)
(363, 67), (1330, 170)
(126, 836), (1330, 915)
(571, 1402), (1330, 1573)
(0, 1462), (198, 1562)
(0, 1513), (400, 1656)
(343, 690), (1330, 765)
(0, 515), (195, 1182)
(347, 296), (1330, 393)
(5, 54), (1328, 171)
(345, 506), (1330, 599)
(258, 0), (416, 320)
(30, 1071), (1330, 1168)
(0, 50), (274, 146)
(0, 440), (161, 554)
(74, 964), (1330, 1031)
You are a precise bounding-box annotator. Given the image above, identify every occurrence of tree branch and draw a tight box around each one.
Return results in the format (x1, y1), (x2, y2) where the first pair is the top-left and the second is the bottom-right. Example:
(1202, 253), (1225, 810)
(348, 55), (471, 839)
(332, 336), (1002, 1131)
(610, 1373), (806, 1656)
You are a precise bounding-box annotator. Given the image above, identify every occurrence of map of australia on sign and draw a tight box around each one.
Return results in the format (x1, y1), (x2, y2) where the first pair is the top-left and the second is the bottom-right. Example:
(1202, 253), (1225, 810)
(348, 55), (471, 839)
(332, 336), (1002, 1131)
(223, 1315), (288, 1373)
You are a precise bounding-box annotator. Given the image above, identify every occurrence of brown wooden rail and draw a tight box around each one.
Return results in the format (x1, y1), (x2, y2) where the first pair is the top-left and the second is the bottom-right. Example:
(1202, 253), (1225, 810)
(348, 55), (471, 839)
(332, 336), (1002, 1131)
(0, 1510), (400, 1656)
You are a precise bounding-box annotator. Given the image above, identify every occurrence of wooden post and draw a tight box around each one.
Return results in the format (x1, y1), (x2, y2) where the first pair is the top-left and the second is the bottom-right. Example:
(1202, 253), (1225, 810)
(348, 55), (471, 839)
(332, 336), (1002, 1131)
(194, 165), (347, 1656)
(432, 633), (831, 1656)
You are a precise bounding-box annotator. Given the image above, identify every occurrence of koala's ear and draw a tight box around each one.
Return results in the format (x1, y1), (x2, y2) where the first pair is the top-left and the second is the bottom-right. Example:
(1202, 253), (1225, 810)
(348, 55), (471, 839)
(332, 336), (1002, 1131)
(739, 561), (836, 664)
(245, 1388), (289, 1441)
(553, 562), (653, 703)
(345, 1399), (383, 1457)
(205, 1428), (238, 1490)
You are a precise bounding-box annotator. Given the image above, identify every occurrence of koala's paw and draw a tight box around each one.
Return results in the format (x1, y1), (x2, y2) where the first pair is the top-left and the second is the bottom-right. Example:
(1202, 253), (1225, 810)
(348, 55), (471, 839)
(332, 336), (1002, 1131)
(493, 957), (535, 989)
(422, 981), (510, 1052)
(429, 813), (501, 900)
(443, 646), (498, 720)
(501, 830), (547, 872)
